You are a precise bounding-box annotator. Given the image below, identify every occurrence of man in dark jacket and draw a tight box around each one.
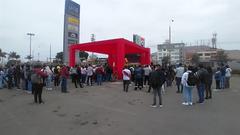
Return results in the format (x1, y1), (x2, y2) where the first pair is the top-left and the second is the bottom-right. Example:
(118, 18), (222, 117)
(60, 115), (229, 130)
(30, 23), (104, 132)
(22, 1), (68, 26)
(195, 64), (208, 103)
(149, 65), (166, 108)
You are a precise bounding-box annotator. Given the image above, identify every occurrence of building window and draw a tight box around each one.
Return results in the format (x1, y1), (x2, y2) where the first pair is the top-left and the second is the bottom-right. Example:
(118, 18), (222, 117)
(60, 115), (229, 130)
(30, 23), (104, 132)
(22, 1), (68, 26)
(205, 53), (211, 56)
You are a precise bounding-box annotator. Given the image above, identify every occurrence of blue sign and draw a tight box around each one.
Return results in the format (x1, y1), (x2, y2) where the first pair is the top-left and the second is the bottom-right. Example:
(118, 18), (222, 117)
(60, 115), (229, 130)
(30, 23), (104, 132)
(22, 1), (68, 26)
(65, 0), (80, 18)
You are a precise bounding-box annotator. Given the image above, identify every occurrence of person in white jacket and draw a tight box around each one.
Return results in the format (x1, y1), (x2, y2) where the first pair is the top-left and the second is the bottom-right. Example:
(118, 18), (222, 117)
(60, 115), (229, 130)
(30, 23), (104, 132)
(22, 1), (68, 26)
(225, 65), (232, 89)
(181, 66), (195, 106)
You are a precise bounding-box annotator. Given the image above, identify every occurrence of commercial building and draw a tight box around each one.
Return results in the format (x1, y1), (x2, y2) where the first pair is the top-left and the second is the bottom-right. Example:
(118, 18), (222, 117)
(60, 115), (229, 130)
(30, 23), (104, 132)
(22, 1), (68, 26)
(157, 43), (185, 64)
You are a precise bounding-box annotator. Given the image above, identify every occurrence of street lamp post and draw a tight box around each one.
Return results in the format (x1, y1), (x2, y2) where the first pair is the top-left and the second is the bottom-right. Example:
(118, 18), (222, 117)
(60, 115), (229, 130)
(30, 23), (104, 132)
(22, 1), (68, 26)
(169, 19), (174, 44)
(27, 33), (35, 61)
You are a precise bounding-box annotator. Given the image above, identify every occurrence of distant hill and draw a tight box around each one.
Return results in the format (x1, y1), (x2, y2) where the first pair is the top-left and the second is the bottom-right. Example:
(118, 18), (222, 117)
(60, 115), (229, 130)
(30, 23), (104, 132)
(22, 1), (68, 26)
(225, 50), (240, 61)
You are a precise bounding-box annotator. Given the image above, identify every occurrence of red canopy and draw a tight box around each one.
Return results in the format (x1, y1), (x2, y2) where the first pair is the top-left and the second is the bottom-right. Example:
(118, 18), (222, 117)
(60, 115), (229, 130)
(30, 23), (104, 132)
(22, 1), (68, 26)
(69, 38), (150, 79)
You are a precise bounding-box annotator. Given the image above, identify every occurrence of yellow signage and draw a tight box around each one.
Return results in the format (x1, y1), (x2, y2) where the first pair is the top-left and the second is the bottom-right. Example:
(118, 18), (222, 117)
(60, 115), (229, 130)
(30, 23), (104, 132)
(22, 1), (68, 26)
(68, 17), (79, 25)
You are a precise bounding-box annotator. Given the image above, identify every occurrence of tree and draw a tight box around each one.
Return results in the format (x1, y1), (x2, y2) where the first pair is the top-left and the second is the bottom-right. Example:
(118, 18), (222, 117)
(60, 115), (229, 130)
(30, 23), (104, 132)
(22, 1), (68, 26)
(55, 51), (63, 63)
(162, 56), (170, 66)
(191, 53), (200, 66)
(79, 51), (89, 61)
(0, 49), (7, 64)
(25, 55), (33, 61)
(8, 51), (20, 60)
(216, 50), (228, 65)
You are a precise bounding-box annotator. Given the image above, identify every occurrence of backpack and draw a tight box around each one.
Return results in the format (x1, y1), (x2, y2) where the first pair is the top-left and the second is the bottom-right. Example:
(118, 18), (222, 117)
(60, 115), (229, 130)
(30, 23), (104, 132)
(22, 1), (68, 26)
(31, 73), (42, 84)
(187, 72), (196, 86)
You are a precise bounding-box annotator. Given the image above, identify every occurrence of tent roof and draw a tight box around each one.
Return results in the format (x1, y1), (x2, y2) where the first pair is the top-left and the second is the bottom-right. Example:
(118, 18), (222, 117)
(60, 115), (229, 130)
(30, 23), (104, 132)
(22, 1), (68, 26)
(70, 38), (149, 55)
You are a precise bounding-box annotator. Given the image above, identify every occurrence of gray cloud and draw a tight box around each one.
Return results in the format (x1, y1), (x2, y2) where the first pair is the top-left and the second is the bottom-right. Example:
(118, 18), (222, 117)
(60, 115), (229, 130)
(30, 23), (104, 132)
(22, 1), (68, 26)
(1, 0), (240, 61)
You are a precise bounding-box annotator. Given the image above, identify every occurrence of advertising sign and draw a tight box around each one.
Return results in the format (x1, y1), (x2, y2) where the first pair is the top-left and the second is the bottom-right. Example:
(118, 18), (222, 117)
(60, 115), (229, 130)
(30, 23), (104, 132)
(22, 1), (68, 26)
(63, 0), (80, 64)
(133, 34), (145, 47)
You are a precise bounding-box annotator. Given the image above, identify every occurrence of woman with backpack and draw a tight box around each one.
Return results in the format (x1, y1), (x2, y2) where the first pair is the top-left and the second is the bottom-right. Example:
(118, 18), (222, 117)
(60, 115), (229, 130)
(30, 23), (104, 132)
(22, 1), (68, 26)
(181, 66), (195, 106)
(31, 65), (47, 104)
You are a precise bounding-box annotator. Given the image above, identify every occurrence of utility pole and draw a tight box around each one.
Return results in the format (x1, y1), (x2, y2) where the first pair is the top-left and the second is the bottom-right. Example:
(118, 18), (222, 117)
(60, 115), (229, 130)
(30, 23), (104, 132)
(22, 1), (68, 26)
(49, 44), (52, 63)
(27, 33), (35, 61)
(91, 34), (95, 59)
(169, 19), (174, 44)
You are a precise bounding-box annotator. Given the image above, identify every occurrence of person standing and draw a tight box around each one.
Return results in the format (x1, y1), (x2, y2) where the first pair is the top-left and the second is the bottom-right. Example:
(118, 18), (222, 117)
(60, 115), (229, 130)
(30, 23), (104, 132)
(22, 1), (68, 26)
(143, 65), (151, 86)
(70, 65), (78, 88)
(31, 65), (47, 104)
(122, 66), (131, 92)
(181, 66), (195, 106)
(214, 67), (221, 89)
(175, 63), (185, 93)
(205, 66), (213, 99)
(60, 65), (69, 93)
(195, 64), (208, 104)
(220, 63), (226, 89)
(44, 66), (53, 90)
(77, 65), (83, 88)
(95, 65), (104, 86)
(134, 65), (144, 90)
(86, 64), (94, 86)
(225, 65), (232, 89)
(53, 66), (60, 87)
(149, 65), (166, 108)
(0, 68), (4, 89)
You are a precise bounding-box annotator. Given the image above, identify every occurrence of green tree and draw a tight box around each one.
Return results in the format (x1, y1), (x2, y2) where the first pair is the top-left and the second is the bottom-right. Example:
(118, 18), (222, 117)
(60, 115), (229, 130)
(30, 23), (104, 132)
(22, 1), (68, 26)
(0, 49), (7, 64)
(8, 51), (20, 60)
(162, 56), (170, 66)
(191, 53), (200, 66)
(25, 55), (33, 61)
(216, 50), (228, 64)
(55, 52), (63, 63)
(79, 51), (89, 61)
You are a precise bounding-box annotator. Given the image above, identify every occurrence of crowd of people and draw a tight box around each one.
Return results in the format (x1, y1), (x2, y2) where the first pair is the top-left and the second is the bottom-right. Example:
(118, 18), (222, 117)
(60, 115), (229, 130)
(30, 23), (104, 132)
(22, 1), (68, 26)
(122, 63), (232, 108)
(0, 63), (113, 103)
(0, 62), (233, 107)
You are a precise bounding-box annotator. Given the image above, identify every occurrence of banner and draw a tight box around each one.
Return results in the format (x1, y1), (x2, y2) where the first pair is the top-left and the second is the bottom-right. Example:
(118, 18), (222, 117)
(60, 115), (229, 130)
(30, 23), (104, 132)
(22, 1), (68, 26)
(63, 0), (80, 64)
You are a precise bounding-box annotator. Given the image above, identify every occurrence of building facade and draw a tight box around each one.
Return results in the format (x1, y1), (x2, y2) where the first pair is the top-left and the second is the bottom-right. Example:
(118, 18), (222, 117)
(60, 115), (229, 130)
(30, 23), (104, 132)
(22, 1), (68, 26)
(157, 43), (185, 65)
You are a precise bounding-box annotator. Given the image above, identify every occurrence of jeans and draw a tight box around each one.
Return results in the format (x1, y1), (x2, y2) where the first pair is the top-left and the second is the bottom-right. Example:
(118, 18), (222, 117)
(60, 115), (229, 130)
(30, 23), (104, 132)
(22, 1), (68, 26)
(197, 83), (205, 103)
(220, 76), (225, 89)
(225, 77), (230, 88)
(176, 77), (183, 92)
(28, 80), (32, 92)
(45, 75), (51, 88)
(32, 83), (43, 103)
(0, 75), (3, 89)
(81, 74), (86, 83)
(96, 74), (102, 85)
(87, 75), (93, 85)
(61, 77), (67, 92)
(183, 86), (193, 103)
(106, 73), (112, 81)
(123, 80), (130, 92)
(153, 86), (162, 105)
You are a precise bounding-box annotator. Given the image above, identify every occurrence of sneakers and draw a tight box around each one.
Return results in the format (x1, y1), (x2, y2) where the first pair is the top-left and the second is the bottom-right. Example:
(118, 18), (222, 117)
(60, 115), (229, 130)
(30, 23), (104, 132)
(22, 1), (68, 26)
(182, 102), (188, 105)
(150, 104), (163, 108)
(151, 104), (157, 108)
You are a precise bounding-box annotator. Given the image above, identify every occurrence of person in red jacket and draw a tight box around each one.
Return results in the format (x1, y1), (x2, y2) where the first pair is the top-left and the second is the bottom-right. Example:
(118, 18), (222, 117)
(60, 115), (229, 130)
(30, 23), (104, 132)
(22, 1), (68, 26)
(31, 65), (47, 104)
(60, 65), (69, 93)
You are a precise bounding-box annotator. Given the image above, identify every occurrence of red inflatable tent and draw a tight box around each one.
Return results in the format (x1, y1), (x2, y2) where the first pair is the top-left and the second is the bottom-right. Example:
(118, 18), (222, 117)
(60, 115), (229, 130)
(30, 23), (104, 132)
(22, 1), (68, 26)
(69, 38), (150, 79)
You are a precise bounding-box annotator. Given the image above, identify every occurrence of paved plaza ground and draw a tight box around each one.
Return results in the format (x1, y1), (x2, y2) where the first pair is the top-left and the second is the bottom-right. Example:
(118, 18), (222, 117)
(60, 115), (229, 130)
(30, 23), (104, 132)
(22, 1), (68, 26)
(1, 75), (240, 135)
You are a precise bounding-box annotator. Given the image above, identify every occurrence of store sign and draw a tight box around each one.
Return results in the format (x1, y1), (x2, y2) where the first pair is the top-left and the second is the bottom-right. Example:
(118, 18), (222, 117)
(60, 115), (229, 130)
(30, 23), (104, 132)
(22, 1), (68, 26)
(63, 0), (80, 64)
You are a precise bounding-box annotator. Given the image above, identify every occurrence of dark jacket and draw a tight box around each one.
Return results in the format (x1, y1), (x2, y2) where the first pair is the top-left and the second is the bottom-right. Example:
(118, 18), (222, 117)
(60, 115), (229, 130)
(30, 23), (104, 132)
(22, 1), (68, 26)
(149, 69), (166, 89)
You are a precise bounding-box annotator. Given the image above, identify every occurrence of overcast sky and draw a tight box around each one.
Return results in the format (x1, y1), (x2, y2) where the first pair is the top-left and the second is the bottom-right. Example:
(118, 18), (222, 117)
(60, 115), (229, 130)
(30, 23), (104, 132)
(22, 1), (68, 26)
(1, 0), (240, 61)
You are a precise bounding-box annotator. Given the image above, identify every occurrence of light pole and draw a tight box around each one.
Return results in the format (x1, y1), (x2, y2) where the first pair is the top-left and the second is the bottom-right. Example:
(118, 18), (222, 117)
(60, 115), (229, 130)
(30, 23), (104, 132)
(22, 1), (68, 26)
(27, 33), (35, 61)
(169, 19), (174, 44)
(91, 34), (95, 59)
